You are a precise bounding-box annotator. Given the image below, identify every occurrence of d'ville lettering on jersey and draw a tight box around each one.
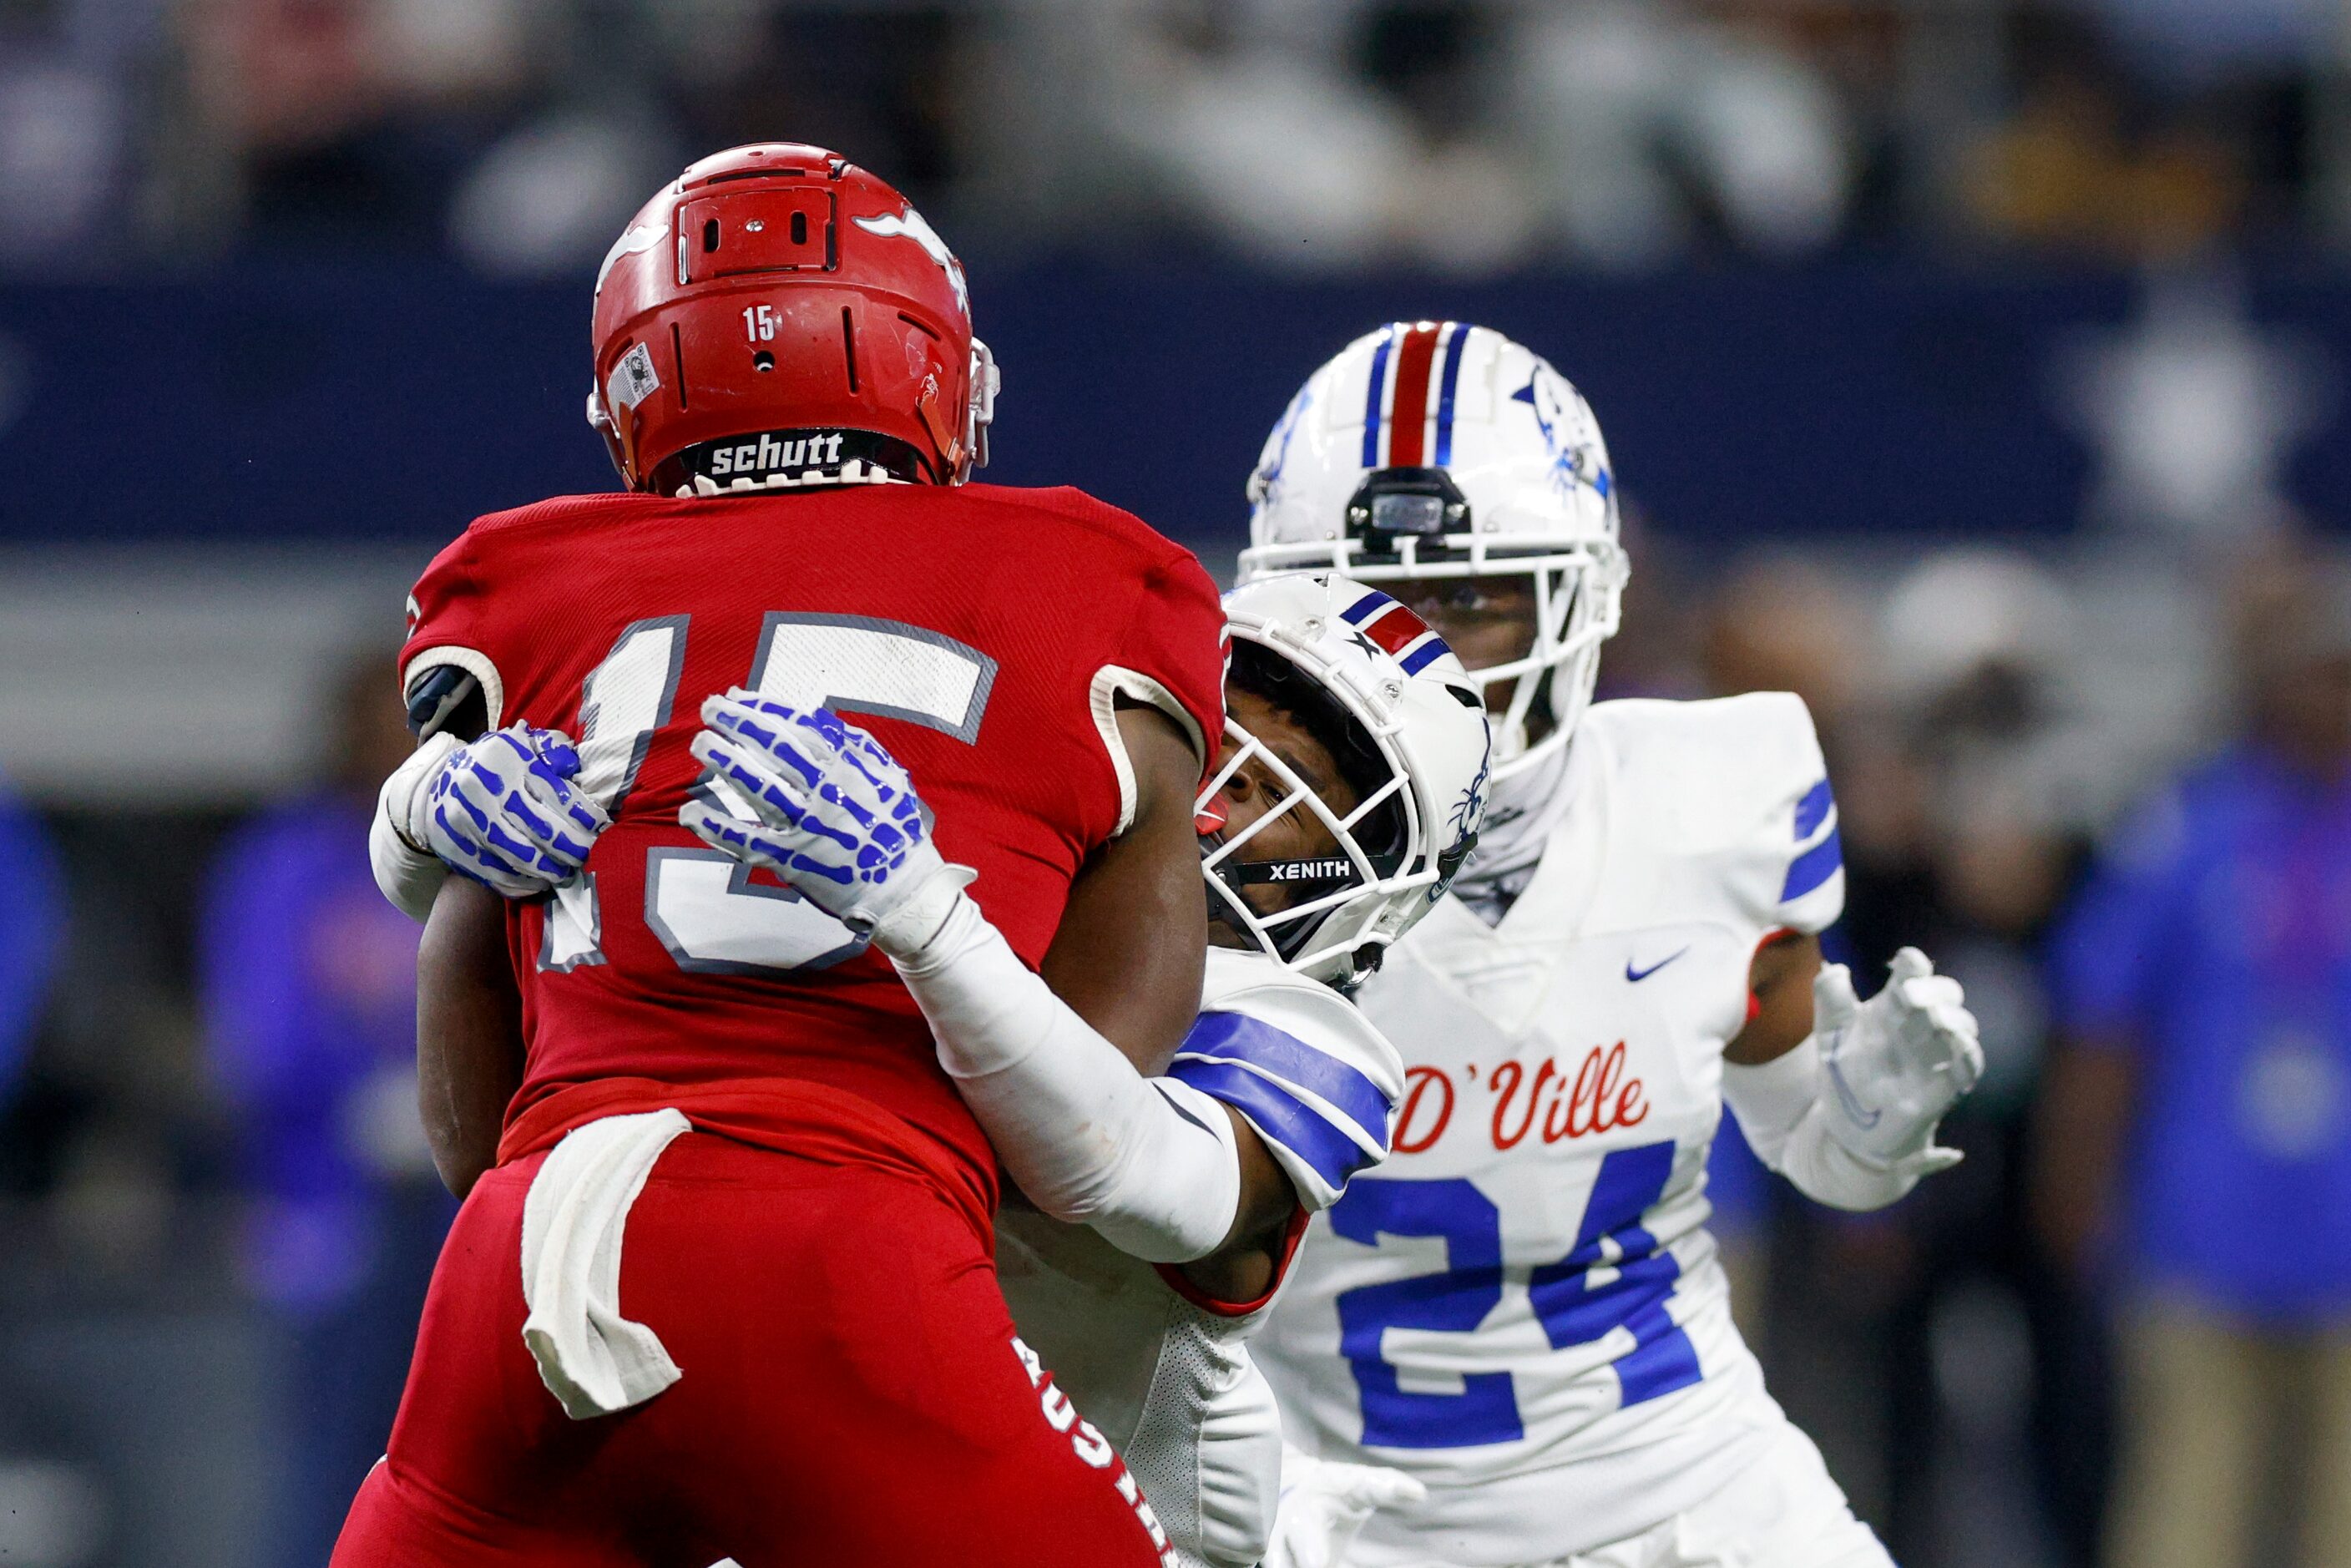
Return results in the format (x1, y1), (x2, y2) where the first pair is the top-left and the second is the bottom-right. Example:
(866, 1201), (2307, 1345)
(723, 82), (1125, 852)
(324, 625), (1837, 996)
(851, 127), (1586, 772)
(708, 432), (847, 477)
(1393, 1042), (1650, 1154)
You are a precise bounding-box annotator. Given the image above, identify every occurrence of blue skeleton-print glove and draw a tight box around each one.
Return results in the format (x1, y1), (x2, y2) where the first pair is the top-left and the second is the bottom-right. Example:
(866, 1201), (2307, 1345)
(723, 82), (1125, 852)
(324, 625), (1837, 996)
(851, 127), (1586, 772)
(680, 690), (968, 943)
(426, 724), (611, 898)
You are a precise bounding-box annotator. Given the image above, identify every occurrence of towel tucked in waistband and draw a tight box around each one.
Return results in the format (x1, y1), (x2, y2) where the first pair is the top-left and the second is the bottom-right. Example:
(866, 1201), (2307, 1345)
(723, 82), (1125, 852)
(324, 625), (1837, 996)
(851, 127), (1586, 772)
(518, 1107), (690, 1420)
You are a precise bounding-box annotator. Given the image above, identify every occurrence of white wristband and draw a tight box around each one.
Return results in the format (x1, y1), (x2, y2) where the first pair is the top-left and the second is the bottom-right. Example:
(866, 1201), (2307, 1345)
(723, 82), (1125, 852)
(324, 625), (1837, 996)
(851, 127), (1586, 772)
(892, 891), (1241, 1262)
(371, 733), (458, 923)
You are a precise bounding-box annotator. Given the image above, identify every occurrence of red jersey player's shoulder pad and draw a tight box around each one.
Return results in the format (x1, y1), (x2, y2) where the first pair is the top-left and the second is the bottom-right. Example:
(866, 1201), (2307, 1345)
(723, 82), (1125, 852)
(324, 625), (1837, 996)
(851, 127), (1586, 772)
(954, 483), (1197, 559)
(402, 494), (659, 727)
(415, 493), (668, 604)
(461, 492), (666, 538)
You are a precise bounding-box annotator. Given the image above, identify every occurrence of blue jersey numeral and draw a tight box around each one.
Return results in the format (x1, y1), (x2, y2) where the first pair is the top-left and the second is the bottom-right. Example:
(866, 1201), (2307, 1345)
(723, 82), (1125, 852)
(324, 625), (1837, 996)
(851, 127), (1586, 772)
(1527, 1140), (1703, 1405)
(1331, 1140), (1703, 1449)
(1332, 1178), (1522, 1448)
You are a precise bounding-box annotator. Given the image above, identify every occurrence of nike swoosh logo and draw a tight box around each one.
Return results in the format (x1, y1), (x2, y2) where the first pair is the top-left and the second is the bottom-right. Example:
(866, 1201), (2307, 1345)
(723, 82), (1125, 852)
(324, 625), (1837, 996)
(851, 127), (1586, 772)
(1823, 1041), (1883, 1129)
(1624, 947), (1690, 983)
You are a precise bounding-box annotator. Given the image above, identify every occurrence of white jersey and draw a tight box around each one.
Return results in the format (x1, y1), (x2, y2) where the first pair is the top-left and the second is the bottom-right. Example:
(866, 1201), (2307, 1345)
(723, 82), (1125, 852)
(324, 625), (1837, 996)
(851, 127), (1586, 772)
(1253, 694), (1846, 1565)
(999, 948), (1406, 1568)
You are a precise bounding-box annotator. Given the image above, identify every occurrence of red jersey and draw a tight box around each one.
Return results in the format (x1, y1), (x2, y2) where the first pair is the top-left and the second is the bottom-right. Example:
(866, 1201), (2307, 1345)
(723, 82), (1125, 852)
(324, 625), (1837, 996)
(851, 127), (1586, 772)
(401, 483), (1226, 1201)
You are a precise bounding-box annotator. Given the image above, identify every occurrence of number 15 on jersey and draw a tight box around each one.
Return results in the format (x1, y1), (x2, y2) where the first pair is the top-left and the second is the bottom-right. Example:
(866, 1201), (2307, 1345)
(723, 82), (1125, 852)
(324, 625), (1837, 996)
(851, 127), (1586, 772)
(539, 609), (997, 976)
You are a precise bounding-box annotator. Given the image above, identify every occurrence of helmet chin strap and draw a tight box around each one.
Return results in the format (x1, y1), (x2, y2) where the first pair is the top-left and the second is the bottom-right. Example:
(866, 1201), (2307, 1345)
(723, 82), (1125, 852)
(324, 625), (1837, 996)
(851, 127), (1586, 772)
(1450, 738), (1575, 921)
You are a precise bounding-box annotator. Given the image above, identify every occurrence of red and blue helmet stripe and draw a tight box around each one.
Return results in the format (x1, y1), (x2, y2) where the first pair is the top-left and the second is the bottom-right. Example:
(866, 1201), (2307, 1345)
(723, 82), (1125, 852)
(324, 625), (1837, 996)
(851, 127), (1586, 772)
(1341, 588), (1452, 676)
(1359, 321), (1473, 471)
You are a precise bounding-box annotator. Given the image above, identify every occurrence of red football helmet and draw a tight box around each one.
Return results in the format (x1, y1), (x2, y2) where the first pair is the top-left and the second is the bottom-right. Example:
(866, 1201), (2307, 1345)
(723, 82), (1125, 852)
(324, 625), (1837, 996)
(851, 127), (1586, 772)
(588, 144), (999, 493)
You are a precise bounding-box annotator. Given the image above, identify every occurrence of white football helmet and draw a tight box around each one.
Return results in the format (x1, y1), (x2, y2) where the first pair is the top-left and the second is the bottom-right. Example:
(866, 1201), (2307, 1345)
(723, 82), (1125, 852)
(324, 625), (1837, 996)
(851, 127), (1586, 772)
(1238, 321), (1628, 781)
(1201, 572), (1493, 990)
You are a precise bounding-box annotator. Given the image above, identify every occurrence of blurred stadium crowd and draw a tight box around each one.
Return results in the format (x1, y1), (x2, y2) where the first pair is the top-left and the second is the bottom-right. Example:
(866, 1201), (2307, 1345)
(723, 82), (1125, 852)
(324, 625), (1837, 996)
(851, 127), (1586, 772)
(4, 3), (2351, 1567)
(0, 0), (2344, 273)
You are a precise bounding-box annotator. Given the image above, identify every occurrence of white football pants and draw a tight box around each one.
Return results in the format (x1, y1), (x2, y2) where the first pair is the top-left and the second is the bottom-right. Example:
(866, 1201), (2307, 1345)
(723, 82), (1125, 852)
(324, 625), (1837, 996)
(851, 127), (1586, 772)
(1363, 1421), (1892, 1568)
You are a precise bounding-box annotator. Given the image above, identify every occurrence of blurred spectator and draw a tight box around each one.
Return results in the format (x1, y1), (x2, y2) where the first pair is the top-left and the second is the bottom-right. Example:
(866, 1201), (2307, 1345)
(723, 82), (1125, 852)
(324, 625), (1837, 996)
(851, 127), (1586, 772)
(1956, 13), (2242, 260)
(1041, 0), (1524, 273)
(1499, 0), (1855, 266)
(0, 770), (63, 1106)
(179, 0), (526, 246)
(197, 650), (450, 1568)
(1014, 0), (1854, 274)
(0, 55), (130, 266)
(9, 0), (2351, 273)
(1697, 552), (1866, 735)
(2037, 541), (2351, 1568)
(1832, 551), (2104, 1567)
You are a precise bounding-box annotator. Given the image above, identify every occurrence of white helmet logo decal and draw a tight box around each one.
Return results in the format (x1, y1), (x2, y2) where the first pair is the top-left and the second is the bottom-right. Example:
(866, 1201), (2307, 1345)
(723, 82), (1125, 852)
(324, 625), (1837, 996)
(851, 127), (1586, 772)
(596, 221), (665, 295)
(1512, 368), (1611, 503)
(1250, 381), (1316, 509)
(853, 204), (968, 318)
(1453, 746), (1490, 844)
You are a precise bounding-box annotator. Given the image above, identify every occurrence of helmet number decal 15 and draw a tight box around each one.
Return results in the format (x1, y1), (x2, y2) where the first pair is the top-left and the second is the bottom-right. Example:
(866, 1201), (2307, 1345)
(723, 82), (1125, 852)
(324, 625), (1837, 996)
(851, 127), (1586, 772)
(538, 612), (995, 976)
(1329, 1141), (1701, 1449)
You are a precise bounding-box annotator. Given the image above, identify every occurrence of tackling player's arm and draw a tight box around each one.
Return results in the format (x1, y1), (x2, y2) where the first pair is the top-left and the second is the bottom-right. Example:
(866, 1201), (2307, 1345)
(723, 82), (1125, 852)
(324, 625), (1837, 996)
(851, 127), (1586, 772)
(685, 695), (1299, 1268)
(1041, 701), (1297, 1291)
(376, 541), (563, 1196)
(402, 721), (604, 1193)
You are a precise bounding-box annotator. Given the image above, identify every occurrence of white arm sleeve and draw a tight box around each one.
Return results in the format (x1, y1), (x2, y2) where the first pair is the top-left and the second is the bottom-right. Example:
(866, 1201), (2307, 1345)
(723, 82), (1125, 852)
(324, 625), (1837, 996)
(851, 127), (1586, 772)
(371, 732), (458, 923)
(1720, 1038), (1921, 1212)
(882, 887), (1241, 1263)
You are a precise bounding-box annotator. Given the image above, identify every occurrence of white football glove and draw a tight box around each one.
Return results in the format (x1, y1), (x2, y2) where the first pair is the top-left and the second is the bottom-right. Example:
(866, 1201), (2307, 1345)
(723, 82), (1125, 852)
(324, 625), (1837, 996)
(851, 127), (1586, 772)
(680, 691), (970, 951)
(425, 724), (610, 898)
(1815, 947), (1984, 1176)
(1265, 1447), (1427, 1568)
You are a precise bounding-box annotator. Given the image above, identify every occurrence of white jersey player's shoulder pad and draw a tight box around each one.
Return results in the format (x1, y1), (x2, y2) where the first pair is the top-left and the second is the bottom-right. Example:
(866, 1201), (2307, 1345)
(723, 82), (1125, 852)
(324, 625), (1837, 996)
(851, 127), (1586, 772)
(1169, 950), (1406, 1213)
(1580, 692), (1843, 935)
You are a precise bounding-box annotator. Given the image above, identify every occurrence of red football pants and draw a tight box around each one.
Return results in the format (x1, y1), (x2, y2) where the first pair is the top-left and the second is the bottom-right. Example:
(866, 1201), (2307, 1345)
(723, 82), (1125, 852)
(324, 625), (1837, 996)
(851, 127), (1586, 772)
(331, 1130), (1169, 1567)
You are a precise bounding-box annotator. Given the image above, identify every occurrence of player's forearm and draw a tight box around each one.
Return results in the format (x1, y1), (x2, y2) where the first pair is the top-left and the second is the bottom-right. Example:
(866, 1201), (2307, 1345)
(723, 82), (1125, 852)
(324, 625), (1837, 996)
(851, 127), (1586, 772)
(417, 878), (525, 1197)
(885, 888), (1241, 1262)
